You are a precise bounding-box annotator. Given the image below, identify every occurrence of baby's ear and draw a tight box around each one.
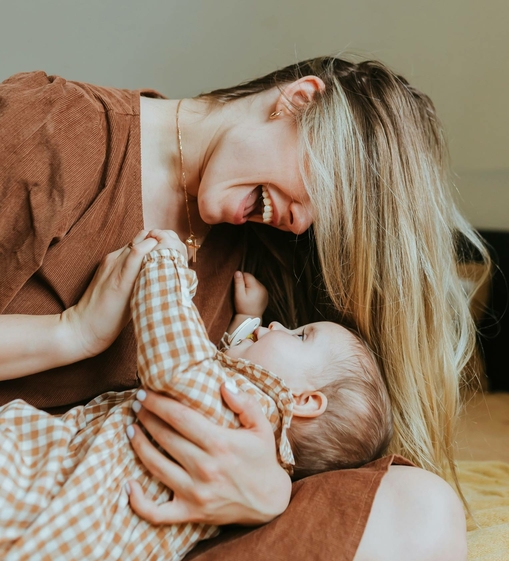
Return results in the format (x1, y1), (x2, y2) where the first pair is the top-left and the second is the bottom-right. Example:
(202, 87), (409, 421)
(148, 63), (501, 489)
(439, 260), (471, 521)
(292, 390), (328, 418)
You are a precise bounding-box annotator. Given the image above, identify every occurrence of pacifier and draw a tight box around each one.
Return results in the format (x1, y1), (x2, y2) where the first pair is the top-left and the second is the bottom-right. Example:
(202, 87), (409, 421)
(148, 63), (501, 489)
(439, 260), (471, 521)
(220, 317), (260, 349)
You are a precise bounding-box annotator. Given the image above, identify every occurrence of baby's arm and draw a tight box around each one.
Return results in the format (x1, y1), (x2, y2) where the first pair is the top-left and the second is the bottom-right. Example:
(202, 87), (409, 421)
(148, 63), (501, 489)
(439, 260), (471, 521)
(130, 230), (294, 468)
(227, 271), (269, 335)
(130, 230), (218, 394)
(130, 230), (245, 427)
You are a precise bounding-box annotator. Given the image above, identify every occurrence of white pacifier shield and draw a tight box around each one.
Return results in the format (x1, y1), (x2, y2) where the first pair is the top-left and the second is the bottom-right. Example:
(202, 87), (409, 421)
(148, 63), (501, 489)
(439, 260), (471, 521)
(229, 317), (261, 347)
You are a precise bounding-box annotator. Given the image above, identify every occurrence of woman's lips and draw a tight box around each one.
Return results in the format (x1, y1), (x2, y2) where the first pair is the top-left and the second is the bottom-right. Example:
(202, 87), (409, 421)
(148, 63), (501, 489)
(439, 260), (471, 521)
(272, 206), (279, 227)
(231, 186), (281, 228)
(233, 187), (261, 225)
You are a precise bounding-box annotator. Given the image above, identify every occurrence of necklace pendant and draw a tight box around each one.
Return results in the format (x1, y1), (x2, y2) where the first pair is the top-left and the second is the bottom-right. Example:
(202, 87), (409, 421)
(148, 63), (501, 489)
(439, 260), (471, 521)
(186, 234), (200, 263)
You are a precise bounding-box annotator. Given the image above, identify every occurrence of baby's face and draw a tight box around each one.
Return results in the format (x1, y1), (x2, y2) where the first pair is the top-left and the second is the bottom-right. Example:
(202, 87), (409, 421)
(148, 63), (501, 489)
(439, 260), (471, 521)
(224, 321), (356, 390)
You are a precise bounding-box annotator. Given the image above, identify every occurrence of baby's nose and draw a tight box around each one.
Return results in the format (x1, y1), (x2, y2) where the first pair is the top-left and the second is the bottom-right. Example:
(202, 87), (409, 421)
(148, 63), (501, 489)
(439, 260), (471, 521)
(255, 326), (270, 338)
(267, 321), (287, 332)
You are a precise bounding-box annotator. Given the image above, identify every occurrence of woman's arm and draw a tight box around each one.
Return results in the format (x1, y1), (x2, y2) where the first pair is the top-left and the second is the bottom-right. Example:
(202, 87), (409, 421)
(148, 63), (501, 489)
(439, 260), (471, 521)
(128, 386), (292, 526)
(0, 313), (83, 381)
(0, 232), (157, 381)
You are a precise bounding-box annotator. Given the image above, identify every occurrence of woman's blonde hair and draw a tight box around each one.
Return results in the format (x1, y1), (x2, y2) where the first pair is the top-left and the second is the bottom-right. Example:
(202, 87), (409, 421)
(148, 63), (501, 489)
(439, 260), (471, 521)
(200, 56), (490, 501)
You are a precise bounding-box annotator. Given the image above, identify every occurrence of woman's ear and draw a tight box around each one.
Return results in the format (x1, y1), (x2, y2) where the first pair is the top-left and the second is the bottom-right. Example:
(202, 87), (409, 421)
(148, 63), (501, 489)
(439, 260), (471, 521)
(292, 390), (328, 418)
(275, 76), (325, 116)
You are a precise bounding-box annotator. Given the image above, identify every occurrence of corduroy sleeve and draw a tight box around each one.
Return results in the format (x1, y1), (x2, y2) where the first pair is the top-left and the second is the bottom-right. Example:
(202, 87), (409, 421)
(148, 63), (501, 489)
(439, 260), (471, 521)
(0, 71), (106, 312)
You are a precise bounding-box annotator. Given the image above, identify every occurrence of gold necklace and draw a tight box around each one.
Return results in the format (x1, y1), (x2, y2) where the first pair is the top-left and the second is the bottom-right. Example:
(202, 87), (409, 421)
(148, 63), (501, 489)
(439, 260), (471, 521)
(176, 99), (200, 263)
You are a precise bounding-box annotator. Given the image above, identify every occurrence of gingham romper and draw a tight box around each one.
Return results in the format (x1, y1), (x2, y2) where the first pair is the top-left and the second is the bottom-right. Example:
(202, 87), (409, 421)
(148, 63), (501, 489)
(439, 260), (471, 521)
(0, 249), (294, 561)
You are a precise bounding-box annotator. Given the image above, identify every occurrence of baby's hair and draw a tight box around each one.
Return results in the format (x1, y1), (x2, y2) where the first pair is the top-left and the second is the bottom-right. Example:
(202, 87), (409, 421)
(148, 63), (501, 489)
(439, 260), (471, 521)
(288, 329), (392, 479)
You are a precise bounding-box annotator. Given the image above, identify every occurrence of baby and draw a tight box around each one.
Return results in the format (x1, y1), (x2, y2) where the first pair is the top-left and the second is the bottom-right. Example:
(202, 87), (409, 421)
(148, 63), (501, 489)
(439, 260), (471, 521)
(0, 230), (391, 561)
(225, 269), (393, 479)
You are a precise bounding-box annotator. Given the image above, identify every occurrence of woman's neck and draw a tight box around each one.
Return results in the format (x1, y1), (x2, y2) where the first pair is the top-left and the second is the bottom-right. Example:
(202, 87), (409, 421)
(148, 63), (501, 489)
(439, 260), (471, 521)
(139, 92), (270, 236)
(139, 96), (220, 239)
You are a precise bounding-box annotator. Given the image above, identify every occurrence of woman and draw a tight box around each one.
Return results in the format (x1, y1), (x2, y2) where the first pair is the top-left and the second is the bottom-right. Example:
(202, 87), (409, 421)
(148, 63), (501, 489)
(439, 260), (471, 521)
(0, 57), (479, 560)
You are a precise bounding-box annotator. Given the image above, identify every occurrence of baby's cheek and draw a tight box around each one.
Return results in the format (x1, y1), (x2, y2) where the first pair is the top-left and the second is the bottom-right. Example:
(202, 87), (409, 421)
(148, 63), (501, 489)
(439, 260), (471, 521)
(250, 343), (282, 372)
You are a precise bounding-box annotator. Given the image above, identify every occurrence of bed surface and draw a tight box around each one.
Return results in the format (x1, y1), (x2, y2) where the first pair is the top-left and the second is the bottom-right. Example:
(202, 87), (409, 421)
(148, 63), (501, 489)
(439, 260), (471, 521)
(456, 391), (509, 560)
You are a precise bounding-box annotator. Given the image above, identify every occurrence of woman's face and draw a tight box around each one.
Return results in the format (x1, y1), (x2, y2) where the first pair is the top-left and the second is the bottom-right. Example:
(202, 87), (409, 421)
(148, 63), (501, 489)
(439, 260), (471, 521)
(197, 112), (314, 235)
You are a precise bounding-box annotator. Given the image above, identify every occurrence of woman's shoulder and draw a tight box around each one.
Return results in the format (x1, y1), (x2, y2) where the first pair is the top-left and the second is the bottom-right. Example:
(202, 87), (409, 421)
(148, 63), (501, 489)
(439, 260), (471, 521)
(0, 70), (165, 121)
(1, 70), (56, 92)
(0, 71), (106, 157)
(0, 71), (148, 320)
(1, 70), (104, 112)
(0, 70), (164, 172)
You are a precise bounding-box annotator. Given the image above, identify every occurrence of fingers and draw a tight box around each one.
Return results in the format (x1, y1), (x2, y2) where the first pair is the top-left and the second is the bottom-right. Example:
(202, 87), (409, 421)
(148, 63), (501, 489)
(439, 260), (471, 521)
(127, 481), (166, 525)
(233, 272), (267, 315)
(135, 390), (216, 450)
(146, 229), (179, 243)
(146, 229), (188, 256)
(220, 383), (273, 435)
(118, 230), (149, 255)
(127, 423), (192, 491)
(128, 386), (287, 528)
(133, 403), (207, 471)
(128, 481), (196, 525)
(241, 272), (258, 288)
(132, 229), (150, 244)
(119, 237), (159, 285)
(121, 229), (187, 259)
(120, 229), (186, 279)
(128, 236), (159, 256)
(233, 271), (247, 297)
(235, 271), (263, 290)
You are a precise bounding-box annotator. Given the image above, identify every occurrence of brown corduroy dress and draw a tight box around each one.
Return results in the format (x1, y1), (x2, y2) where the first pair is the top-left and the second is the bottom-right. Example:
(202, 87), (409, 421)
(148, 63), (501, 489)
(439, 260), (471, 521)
(0, 71), (411, 561)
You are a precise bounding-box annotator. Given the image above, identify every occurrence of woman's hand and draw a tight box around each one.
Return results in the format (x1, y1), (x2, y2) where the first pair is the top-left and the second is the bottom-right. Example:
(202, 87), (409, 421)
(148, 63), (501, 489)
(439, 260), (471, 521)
(0, 230), (160, 379)
(62, 230), (158, 359)
(126, 384), (292, 526)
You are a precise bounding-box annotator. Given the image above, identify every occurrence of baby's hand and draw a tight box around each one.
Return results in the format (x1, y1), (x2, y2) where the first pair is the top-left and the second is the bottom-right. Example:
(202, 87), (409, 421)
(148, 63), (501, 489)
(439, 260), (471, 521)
(145, 229), (188, 258)
(233, 272), (269, 318)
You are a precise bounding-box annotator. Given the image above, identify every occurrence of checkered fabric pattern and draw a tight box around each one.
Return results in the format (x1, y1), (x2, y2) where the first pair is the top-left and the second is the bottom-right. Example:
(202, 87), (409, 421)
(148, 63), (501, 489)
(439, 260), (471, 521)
(0, 249), (294, 560)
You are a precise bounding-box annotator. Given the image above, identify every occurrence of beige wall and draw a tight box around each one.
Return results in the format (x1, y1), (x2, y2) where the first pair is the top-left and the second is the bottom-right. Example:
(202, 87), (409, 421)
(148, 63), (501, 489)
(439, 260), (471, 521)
(1, 0), (507, 229)
(454, 170), (509, 231)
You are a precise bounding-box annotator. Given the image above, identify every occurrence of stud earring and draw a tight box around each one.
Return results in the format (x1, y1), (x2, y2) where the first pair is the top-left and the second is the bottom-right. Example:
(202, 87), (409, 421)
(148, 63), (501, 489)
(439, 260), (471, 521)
(269, 110), (282, 120)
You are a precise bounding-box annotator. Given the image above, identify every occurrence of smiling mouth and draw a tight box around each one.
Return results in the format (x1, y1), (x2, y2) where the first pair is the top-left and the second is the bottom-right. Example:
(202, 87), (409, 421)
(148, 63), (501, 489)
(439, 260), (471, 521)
(261, 185), (274, 224)
(243, 185), (274, 225)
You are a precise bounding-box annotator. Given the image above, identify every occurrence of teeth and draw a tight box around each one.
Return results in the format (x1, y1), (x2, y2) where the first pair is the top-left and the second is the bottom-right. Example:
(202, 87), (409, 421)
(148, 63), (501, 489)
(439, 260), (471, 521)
(261, 185), (273, 224)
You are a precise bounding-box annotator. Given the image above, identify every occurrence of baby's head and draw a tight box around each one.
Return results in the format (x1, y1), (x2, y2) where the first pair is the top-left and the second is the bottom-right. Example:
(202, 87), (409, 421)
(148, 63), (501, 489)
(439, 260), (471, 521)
(225, 321), (392, 478)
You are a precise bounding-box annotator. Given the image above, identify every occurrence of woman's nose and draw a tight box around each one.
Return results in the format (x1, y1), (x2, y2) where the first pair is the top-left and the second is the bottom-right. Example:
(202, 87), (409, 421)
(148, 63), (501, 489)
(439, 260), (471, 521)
(287, 202), (313, 235)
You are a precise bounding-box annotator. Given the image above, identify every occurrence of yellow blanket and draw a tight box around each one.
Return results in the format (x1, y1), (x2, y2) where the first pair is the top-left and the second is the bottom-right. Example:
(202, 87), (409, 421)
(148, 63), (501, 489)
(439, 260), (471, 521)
(458, 461), (509, 560)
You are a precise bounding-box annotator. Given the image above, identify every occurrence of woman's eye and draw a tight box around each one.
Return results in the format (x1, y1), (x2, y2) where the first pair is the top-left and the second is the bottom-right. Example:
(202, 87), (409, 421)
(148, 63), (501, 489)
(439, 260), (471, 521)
(296, 330), (305, 341)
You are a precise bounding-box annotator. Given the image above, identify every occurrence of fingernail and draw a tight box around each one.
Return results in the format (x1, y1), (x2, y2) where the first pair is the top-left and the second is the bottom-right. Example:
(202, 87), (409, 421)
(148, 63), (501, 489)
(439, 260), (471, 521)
(132, 400), (142, 413)
(225, 381), (239, 394)
(125, 482), (131, 496)
(234, 271), (242, 278)
(137, 389), (147, 402)
(126, 425), (135, 439)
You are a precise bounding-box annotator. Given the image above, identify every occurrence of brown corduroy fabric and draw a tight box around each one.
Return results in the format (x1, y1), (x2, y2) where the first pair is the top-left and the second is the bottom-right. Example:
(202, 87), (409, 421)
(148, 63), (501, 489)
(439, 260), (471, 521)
(0, 71), (242, 412)
(184, 455), (415, 561)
